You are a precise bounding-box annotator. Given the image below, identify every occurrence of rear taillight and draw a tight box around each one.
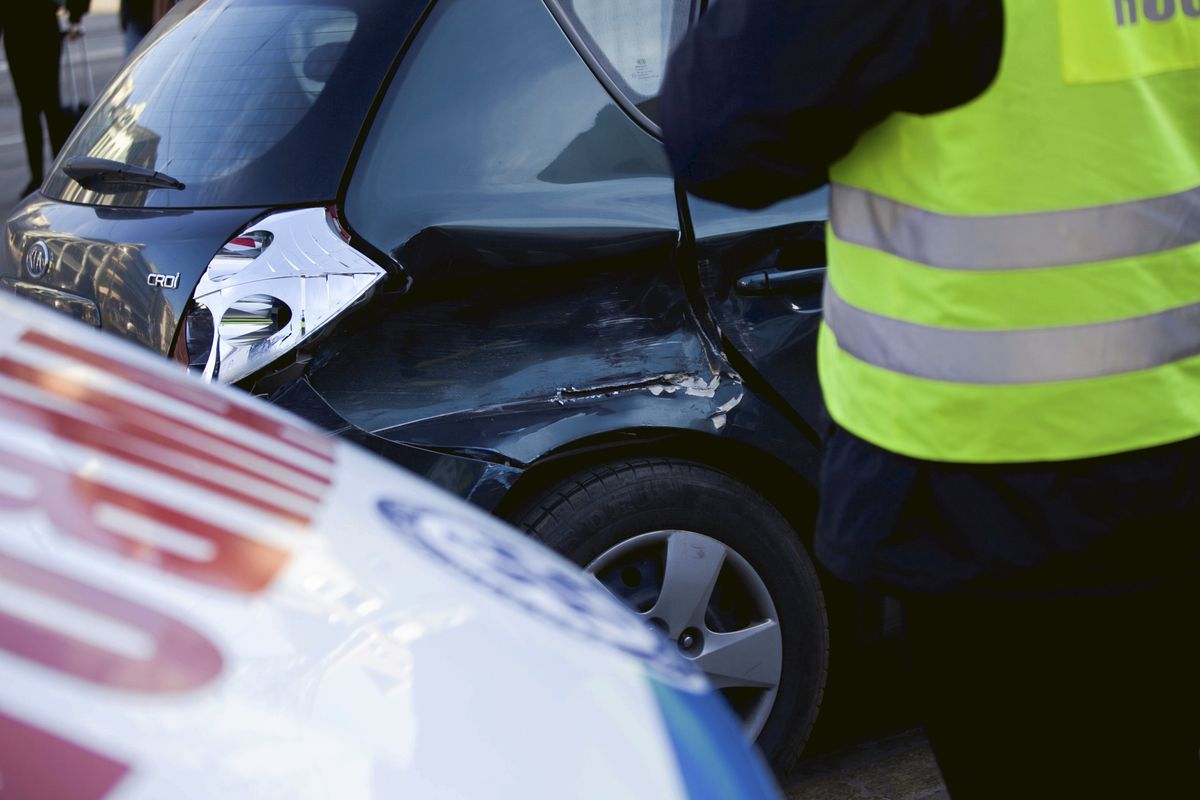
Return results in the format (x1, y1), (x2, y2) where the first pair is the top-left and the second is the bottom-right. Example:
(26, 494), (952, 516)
(326, 205), (352, 243)
(176, 207), (385, 384)
(173, 302), (214, 371)
(219, 231), (274, 258)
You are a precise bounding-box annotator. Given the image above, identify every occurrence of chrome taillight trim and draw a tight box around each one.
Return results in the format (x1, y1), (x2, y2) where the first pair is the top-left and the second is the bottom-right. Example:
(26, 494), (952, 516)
(192, 207), (386, 384)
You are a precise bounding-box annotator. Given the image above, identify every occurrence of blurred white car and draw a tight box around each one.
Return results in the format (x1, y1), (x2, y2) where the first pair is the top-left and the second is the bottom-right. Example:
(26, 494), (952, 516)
(0, 294), (779, 799)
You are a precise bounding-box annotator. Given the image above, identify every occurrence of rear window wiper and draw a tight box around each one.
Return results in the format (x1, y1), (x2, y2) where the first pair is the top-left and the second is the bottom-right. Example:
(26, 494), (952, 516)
(64, 156), (186, 192)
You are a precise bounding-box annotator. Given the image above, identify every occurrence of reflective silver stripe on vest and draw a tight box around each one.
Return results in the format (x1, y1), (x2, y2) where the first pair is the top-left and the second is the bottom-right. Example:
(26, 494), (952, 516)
(831, 183), (1200, 271)
(823, 283), (1200, 384)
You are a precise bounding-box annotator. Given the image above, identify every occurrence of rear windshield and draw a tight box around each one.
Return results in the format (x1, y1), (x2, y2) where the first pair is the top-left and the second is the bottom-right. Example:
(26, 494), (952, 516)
(44, 0), (427, 209)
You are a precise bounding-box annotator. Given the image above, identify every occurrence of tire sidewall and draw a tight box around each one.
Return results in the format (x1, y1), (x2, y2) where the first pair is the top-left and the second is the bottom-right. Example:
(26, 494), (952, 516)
(516, 459), (828, 769)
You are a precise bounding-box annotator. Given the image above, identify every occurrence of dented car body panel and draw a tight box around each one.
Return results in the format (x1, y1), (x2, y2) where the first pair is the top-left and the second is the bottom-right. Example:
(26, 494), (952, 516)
(279, 0), (825, 505)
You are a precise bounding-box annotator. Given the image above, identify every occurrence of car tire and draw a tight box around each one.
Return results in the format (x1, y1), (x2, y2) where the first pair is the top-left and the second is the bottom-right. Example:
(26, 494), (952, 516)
(511, 457), (828, 771)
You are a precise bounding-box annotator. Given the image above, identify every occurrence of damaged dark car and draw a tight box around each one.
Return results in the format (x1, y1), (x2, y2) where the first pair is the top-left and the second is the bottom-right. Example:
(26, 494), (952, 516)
(2, 0), (845, 768)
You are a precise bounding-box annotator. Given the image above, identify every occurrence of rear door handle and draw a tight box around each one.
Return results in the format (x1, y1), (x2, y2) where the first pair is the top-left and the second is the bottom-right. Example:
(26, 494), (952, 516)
(735, 267), (826, 296)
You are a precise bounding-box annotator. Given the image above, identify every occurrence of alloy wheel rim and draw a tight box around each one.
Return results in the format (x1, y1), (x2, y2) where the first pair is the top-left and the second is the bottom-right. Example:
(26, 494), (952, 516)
(585, 530), (782, 740)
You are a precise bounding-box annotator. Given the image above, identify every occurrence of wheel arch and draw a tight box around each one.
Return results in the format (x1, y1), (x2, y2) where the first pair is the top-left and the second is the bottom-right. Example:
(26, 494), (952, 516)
(493, 427), (820, 543)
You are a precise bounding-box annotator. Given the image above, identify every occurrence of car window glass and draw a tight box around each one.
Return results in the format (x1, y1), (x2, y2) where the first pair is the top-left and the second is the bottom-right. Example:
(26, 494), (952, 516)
(42, 0), (428, 209)
(554, 0), (692, 120)
(346, 0), (675, 268)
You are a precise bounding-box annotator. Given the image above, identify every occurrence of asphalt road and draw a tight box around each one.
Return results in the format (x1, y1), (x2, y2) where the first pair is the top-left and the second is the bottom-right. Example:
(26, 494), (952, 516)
(786, 729), (946, 800)
(0, 4), (126, 217)
(1, 6), (949, 798)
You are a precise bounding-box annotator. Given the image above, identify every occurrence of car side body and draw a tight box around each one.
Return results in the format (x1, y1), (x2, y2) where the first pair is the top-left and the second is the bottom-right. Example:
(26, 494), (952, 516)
(3, 0), (847, 768)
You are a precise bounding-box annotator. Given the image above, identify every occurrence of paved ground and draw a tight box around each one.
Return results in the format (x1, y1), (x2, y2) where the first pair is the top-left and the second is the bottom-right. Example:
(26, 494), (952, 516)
(0, 0), (124, 215)
(785, 729), (946, 800)
(2, 5), (951, 797)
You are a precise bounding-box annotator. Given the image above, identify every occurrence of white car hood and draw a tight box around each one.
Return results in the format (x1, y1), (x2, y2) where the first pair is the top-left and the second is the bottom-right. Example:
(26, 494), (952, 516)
(0, 294), (777, 799)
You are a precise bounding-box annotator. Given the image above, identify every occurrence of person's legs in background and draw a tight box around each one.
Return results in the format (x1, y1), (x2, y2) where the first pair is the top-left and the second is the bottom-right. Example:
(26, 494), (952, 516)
(6, 41), (48, 195)
(123, 17), (151, 55)
(5, 20), (65, 196)
(45, 32), (69, 157)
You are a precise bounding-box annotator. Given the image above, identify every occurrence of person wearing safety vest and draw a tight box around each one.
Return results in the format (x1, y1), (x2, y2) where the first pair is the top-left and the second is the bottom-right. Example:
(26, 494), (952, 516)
(660, 1), (1199, 797)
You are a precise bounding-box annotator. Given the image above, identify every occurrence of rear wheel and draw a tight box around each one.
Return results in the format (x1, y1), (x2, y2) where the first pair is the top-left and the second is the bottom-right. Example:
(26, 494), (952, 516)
(511, 457), (828, 770)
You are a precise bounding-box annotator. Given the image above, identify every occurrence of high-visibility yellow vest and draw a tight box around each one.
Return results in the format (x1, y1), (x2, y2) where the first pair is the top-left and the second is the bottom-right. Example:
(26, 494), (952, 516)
(821, 0), (1200, 463)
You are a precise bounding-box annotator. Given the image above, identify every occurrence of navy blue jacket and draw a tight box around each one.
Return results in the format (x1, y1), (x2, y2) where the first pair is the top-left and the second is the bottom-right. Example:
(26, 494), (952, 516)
(659, 0), (1003, 209)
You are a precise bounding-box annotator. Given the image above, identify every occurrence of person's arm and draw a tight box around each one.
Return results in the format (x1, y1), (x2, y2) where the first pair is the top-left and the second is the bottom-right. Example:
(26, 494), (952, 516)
(658, 0), (1004, 209)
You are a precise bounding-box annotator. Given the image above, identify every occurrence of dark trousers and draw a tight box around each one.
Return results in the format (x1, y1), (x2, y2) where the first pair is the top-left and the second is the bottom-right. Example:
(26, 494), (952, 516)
(4, 11), (70, 186)
(122, 16), (152, 55)
(905, 578), (1198, 799)
(816, 428), (1200, 798)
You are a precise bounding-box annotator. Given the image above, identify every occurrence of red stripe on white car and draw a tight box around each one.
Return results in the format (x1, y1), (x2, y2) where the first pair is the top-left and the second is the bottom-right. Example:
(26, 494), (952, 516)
(0, 448), (291, 594)
(0, 355), (332, 492)
(0, 711), (130, 800)
(0, 390), (319, 525)
(0, 551), (224, 692)
(22, 329), (335, 462)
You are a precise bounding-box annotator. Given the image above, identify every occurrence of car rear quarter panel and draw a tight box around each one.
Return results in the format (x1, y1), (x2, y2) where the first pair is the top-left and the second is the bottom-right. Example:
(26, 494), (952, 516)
(324, 0), (773, 468)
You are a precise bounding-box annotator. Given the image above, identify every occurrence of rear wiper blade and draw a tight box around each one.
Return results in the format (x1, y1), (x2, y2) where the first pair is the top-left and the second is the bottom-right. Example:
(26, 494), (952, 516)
(64, 156), (186, 192)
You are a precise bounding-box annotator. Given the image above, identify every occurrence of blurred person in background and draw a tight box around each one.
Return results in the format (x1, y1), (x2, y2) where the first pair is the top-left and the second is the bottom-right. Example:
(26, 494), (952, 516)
(121, 0), (178, 55)
(0, 0), (90, 197)
(120, 0), (152, 54)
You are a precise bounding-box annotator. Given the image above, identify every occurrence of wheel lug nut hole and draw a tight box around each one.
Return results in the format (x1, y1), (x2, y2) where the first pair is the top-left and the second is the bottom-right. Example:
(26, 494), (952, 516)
(677, 628), (702, 654)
